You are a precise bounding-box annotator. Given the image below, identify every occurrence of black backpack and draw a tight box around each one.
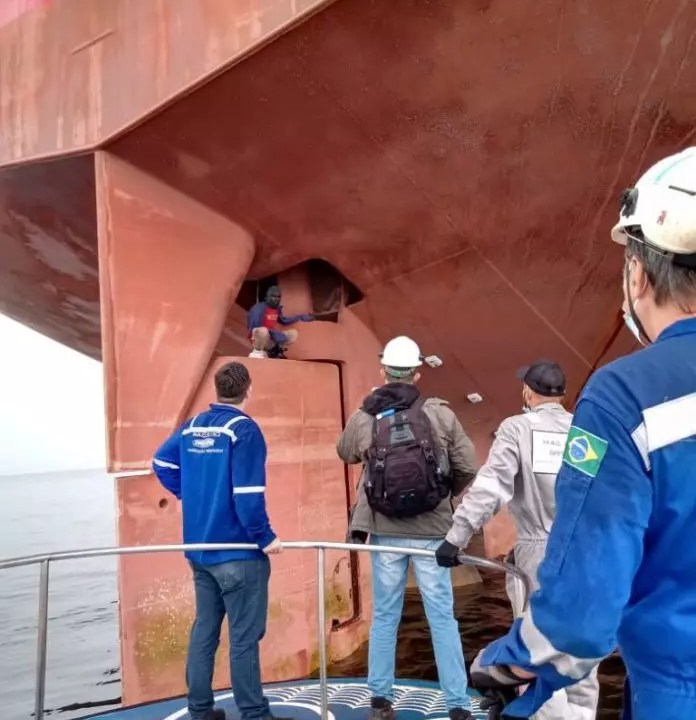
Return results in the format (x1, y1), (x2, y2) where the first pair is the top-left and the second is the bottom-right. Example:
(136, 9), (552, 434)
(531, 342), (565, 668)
(363, 398), (450, 518)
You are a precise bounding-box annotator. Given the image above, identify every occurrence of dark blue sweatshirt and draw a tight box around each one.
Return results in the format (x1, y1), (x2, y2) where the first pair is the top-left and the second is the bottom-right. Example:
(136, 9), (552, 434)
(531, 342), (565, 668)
(152, 403), (276, 564)
(247, 302), (308, 338)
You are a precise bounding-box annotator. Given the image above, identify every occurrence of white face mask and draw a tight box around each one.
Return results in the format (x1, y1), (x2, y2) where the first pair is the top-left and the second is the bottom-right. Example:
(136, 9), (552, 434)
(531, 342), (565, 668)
(623, 261), (649, 346)
(623, 312), (644, 345)
(522, 391), (531, 413)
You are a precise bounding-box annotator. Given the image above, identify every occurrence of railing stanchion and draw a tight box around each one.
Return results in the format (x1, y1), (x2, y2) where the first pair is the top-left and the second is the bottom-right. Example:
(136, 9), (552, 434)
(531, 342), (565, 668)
(35, 559), (50, 720)
(317, 547), (329, 720)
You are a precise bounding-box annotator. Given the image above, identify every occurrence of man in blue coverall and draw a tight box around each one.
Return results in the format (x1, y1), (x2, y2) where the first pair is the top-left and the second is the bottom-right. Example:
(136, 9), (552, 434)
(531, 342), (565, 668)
(152, 362), (286, 720)
(469, 147), (696, 720)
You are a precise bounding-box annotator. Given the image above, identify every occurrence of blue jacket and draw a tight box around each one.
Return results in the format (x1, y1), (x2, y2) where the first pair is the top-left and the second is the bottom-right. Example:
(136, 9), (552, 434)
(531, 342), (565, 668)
(480, 318), (696, 719)
(152, 403), (276, 565)
(247, 302), (308, 332)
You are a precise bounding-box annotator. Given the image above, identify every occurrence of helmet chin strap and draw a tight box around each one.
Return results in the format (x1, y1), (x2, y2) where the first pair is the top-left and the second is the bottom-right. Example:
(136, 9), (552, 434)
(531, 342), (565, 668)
(624, 261), (652, 346)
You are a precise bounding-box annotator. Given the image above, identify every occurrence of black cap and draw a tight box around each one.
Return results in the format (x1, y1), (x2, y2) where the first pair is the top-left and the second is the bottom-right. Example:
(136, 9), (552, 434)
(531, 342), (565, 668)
(516, 361), (566, 397)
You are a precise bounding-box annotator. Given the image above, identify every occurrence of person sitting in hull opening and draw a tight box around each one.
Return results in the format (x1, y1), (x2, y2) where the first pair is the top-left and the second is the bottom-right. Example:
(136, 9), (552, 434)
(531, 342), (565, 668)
(467, 147), (696, 720)
(337, 335), (479, 720)
(247, 286), (314, 359)
(435, 360), (599, 720)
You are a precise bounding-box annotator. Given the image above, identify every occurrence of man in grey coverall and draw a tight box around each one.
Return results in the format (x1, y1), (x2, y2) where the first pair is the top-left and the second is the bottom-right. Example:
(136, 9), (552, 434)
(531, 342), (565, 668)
(435, 361), (599, 720)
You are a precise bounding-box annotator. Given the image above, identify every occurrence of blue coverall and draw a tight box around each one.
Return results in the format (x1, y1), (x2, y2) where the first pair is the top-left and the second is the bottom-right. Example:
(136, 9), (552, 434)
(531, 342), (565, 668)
(479, 317), (696, 719)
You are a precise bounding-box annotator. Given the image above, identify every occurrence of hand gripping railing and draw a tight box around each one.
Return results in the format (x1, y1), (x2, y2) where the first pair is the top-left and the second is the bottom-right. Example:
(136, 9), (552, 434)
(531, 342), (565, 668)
(0, 542), (532, 720)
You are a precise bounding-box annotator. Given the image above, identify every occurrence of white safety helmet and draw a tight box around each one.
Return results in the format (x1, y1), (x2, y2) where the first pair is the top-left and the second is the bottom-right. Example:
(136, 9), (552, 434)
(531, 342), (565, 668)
(611, 146), (696, 266)
(380, 336), (423, 369)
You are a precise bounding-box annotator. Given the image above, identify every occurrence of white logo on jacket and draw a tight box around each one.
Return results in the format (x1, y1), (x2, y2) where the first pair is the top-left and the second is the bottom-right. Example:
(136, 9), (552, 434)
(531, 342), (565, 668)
(192, 437), (216, 449)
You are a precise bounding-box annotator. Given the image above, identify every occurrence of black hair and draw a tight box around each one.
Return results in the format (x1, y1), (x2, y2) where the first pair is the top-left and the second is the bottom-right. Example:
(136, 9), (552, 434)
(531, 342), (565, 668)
(214, 362), (251, 403)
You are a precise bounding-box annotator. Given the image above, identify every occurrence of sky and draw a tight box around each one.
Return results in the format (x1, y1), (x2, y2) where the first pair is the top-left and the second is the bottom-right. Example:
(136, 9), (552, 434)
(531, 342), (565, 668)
(0, 314), (106, 475)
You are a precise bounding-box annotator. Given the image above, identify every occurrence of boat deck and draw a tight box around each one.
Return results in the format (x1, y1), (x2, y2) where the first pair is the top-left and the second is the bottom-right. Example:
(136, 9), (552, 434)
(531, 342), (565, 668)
(0, 543), (519, 720)
(85, 680), (487, 720)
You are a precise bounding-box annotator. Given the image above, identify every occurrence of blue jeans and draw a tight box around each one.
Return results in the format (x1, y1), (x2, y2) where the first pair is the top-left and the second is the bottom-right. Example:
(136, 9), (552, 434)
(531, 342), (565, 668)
(368, 536), (470, 710)
(187, 557), (271, 720)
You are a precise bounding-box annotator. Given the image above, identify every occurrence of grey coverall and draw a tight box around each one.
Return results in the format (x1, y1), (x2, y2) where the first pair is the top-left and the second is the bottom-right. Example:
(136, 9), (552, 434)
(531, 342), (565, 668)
(446, 402), (599, 720)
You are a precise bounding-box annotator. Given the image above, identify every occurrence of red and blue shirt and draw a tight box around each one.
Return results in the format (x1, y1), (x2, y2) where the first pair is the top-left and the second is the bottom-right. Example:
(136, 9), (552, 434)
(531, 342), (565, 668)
(247, 301), (305, 338)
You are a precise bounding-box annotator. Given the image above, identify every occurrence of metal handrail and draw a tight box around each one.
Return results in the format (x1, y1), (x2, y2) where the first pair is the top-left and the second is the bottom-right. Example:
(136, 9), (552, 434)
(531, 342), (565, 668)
(0, 542), (532, 720)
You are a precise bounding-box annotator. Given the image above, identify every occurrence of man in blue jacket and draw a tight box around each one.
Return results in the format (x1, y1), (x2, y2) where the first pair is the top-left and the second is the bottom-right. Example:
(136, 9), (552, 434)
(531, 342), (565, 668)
(469, 147), (696, 720)
(247, 286), (314, 359)
(153, 362), (284, 720)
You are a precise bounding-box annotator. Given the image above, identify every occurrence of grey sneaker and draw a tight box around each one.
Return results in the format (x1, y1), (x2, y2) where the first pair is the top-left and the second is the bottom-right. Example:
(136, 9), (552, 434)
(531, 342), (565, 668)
(370, 697), (395, 720)
(200, 709), (226, 720)
(448, 709), (473, 720)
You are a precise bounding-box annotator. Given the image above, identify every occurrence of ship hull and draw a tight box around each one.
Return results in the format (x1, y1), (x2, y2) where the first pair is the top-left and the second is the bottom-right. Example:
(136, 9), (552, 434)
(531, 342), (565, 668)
(1, 0), (694, 703)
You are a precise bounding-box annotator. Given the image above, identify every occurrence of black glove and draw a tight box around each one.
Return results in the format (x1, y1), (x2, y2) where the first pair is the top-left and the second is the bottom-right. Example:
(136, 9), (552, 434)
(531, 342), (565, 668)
(469, 649), (528, 719)
(348, 530), (368, 544)
(479, 688), (521, 720)
(435, 539), (461, 567)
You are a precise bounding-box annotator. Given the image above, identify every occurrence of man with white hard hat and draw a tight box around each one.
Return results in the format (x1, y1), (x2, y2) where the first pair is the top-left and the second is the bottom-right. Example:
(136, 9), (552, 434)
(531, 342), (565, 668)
(338, 336), (478, 720)
(435, 360), (600, 720)
(468, 148), (696, 720)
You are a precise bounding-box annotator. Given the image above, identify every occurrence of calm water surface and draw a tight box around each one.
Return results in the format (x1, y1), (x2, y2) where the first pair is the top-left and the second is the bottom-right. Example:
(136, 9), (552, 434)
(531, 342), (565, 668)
(0, 472), (624, 720)
(0, 470), (120, 720)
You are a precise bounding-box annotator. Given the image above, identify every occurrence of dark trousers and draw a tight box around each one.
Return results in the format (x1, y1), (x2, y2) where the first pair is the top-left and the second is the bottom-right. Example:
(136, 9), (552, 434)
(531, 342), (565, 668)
(186, 557), (271, 720)
(622, 676), (632, 720)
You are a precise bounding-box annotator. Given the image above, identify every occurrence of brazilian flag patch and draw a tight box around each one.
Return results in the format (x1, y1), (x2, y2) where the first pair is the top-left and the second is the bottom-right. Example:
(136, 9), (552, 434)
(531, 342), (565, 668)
(562, 426), (609, 478)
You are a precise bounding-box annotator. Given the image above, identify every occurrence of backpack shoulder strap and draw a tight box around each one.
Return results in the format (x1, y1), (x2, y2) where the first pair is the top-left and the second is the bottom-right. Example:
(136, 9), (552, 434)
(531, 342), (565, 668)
(407, 396), (431, 425)
(411, 396), (426, 412)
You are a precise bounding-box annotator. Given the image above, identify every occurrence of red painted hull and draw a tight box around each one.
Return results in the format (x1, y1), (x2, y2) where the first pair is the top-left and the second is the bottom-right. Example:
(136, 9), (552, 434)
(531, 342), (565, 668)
(1, 0), (693, 703)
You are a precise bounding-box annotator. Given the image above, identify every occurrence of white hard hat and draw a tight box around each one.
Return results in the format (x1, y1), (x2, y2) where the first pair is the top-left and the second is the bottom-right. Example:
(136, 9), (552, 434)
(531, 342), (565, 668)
(380, 336), (423, 369)
(611, 146), (696, 263)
